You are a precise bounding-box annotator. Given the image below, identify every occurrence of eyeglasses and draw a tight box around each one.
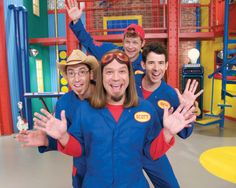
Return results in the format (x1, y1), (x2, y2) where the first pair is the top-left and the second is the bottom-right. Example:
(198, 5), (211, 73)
(101, 51), (130, 65)
(66, 69), (89, 78)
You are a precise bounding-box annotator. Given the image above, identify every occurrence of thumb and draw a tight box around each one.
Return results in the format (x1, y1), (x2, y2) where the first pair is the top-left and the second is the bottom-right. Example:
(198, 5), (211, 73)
(175, 88), (181, 99)
(163, 105), (168, 120)
(61, 110), (67, 125)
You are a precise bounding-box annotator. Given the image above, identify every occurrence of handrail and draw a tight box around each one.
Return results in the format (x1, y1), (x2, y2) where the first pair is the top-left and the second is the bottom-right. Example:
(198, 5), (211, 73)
(208, 56), (236, 78)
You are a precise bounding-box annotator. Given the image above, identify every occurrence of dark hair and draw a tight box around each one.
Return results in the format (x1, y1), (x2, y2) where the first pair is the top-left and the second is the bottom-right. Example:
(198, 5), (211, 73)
(142, 42), (168, 63)
(90, 50), (139, 108)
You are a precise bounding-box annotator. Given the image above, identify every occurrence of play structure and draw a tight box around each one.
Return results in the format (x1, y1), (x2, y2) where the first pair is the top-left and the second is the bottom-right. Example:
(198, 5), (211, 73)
(1, 0), (236, 134)
(195, 0), (236, 128)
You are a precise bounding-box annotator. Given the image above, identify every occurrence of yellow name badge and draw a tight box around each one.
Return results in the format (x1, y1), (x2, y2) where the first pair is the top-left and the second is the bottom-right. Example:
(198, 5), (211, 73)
(157, 100), (171, 109)
(134, 112), (151, 123)
(134, 70), (144, 75)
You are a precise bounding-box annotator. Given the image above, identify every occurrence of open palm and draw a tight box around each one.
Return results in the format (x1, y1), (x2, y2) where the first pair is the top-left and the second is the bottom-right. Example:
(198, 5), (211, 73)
(163, 104), (196, 135)
(33, 109), (67, 140)
(175, 79), (203, 106)
(65, 0), (84, 23)
(15, 130), (47, 147)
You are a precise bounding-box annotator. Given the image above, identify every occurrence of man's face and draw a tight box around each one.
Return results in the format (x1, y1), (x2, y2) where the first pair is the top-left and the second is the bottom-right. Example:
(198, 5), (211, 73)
(123, 36), (144, 62)
(142, 52), (168, 88)
(66, 64), (91, 97)
(103, 59), (129, 104)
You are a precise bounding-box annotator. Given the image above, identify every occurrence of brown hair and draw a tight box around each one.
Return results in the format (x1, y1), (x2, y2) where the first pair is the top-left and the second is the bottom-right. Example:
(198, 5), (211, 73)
(124, 29), (143, 42)
(90, 50), (139, 108)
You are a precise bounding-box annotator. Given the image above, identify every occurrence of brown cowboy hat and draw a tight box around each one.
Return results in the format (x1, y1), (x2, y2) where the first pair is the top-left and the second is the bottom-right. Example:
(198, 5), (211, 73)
(57, 49), (99, 78)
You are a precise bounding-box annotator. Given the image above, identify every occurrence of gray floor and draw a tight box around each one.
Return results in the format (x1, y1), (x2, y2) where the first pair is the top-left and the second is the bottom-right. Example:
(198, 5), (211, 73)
(0, 120), (236, 188)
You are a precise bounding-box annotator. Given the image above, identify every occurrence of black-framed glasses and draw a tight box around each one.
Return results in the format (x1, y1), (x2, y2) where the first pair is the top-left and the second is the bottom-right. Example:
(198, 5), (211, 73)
(66, 69), (89, 78)
(101, 51), (130, 65)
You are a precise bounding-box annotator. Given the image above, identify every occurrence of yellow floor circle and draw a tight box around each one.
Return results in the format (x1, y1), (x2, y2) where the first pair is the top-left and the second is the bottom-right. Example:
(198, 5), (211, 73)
(199, 146), (236, 184)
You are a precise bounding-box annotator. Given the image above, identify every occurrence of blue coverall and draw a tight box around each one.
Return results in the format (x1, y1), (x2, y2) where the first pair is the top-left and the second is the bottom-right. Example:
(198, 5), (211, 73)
(135, 74), (194, 188)
(66, 99), (164, 188)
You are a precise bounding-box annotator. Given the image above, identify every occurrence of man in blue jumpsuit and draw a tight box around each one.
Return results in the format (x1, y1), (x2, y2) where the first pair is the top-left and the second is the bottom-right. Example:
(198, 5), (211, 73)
(65, 0), (146, 74)
(34, 50), (196, 188)
(135, 42), (204, 187)
(16, 49), (99, 188)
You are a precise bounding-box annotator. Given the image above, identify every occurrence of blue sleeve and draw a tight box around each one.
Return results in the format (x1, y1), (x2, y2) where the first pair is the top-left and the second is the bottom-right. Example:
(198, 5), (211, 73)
(70, 20), (118, 61)
(171, 90), (194, 139)
(38, 101), (63, 153)
(68, 106), (84, 152)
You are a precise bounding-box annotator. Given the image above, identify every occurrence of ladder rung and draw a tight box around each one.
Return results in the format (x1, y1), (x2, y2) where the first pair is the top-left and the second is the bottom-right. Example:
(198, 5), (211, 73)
(217, 103), (232, 107)
(228, 39), (236, 44)
(226, 80), (236, 84)
(204, 113), (220, 118)
(228, 49), (236, 55)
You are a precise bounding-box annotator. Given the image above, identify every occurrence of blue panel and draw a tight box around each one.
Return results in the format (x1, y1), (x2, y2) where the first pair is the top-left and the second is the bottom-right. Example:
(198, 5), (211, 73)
(4, 0), (24, 132)
(107, 19), (138, 35)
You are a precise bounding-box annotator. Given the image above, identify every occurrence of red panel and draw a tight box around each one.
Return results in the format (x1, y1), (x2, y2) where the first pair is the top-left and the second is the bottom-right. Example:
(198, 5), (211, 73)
(0, 1), (13, 135)
(167, 0), (179, 88)
(66, 10), (78, 55)
(29, 37), (66, 46)
(229, 3), (236, 33)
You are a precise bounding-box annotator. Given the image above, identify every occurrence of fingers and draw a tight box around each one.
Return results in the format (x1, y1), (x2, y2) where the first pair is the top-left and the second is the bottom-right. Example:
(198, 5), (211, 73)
(192, 80), (198, 93)
(163, 105), (169, 119)
(34, 122), (47, 132)
(175, 88), (181, 98)
(40, 109), (53, 119)
(189, 79), (196, 93)
(74, 0), (78, 7)
(195, 89), (204, 98)
(61, 110), (67, 125)
(168, 107), (174, 115)
(184, 79), (191, 92)
(33, 117), (46, 129)
(185, 115), (196, 124)
(174, 103), (185, 113)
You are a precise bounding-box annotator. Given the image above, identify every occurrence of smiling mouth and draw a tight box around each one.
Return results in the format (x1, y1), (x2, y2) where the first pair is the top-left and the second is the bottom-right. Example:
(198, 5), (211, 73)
(110, 84), (122, 92)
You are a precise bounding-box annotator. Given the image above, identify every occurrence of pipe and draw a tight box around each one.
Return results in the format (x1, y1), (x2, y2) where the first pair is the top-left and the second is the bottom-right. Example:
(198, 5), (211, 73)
(20, 6), (33, 129)
(9, 4), (26, 119)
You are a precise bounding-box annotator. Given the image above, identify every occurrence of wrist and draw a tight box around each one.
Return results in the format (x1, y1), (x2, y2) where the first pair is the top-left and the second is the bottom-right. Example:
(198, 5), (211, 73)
(44, 138), (49, 147)
(163, 128), (174, 143)
(58, 132), (69, 146)
(73, 19), (79, 25)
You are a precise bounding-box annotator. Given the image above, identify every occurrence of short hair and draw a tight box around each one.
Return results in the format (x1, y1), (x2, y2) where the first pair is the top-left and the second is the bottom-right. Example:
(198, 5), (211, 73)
(142, 42), (168, 63)
(90, 50), (139, 108)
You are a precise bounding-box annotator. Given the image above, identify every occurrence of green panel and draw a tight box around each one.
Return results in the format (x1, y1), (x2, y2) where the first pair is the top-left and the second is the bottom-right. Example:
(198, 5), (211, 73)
(29, 44), (53, 114)
(23, 0), (48, 38)
(24, 1), (54, 114)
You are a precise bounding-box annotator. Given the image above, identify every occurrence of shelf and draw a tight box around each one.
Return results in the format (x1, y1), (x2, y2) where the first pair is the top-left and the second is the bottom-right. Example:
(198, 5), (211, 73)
(29, 37), (66, 46)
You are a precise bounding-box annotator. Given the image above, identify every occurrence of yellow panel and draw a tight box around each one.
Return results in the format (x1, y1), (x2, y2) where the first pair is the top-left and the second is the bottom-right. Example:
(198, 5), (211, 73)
(103, 15), (142, 35)
(200, 147), (236, 184)
(195, 117), (221, 124)
(36, 59), (44, 92)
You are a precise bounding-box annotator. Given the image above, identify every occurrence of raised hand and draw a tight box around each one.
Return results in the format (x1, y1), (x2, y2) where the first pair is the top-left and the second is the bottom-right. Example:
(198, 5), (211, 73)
(15, 130), (48, 147)
(65, 0), (84, 24)
(33, 109), (67, 141)
(163, 104), (196, 142)
(175, 79), (204, 106)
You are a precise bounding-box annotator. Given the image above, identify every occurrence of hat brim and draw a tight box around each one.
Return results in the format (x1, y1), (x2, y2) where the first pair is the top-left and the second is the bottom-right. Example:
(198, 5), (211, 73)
(57, 55), (99, 79)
